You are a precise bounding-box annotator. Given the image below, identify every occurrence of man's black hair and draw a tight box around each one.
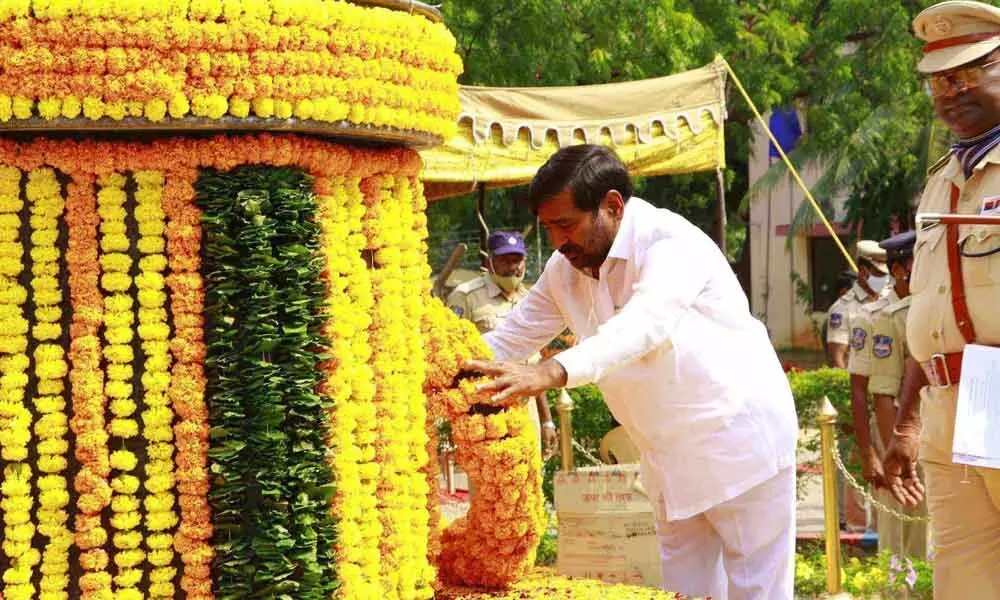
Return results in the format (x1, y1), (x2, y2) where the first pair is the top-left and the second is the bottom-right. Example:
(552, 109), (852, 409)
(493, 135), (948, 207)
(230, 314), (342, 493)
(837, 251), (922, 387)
(526, 144), (633, 214)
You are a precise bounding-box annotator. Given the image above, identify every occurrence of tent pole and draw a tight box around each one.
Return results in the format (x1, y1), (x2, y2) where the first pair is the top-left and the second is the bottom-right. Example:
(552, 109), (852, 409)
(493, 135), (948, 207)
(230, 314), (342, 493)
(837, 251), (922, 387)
(477, 184), (488, 270)
(714, 167), (727, 255)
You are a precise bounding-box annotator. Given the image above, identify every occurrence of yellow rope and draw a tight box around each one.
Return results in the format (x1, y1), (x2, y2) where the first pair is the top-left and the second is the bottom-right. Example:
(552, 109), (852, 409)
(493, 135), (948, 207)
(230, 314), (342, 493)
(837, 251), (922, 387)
(719, 56), (859, 273)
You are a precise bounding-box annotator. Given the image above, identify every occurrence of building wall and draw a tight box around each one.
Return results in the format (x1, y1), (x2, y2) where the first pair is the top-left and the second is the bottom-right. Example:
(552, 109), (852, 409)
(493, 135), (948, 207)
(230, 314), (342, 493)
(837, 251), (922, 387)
(747, 114), (839, 349)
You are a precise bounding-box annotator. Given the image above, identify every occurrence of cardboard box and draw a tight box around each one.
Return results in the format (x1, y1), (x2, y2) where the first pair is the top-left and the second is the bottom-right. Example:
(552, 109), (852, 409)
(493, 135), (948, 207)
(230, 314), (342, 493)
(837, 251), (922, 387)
(554, 465), (661, 588)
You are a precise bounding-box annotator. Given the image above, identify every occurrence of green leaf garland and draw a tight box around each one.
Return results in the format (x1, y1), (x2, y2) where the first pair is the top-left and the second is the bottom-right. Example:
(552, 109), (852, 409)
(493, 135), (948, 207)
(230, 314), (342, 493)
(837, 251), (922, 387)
(197, 165), (338, 600)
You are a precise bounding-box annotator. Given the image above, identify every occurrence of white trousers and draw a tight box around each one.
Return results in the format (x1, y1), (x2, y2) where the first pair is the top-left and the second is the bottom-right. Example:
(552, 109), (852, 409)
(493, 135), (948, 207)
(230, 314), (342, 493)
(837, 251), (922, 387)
(652, 466), (796, 600)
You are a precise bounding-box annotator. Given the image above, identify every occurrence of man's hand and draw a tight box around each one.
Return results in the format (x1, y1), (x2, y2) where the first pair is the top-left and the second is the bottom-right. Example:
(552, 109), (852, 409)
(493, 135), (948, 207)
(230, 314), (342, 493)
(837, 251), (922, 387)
(861, 446), (886, 489)
(463, 359), (568, 405)
(883, 422), (925, 507)
(540, 422), (558, 459)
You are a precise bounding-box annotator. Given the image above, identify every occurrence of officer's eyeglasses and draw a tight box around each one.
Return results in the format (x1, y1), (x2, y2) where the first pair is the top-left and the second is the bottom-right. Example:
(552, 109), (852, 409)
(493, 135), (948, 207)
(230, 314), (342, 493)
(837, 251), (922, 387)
(925, 58), (1000, 97)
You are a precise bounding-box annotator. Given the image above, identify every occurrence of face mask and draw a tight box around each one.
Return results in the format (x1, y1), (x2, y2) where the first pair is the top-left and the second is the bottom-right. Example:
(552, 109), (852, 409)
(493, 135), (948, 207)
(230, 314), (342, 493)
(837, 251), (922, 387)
(490, 257), (524, 293)
(491, 272), (524, 294)
(866, 274), (888, 294)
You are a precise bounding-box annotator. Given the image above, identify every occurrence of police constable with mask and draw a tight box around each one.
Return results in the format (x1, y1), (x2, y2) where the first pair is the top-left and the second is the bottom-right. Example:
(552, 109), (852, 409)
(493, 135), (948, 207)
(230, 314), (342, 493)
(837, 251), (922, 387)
(846, 241), (897, 498)
(883, 2), (1000, 594)
(826, 241), (890, 368)
(446, 231), (557, 455)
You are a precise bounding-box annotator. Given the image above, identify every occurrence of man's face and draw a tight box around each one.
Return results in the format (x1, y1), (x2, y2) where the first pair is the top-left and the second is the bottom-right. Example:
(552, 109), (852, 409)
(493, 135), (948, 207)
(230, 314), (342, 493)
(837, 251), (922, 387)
(932, 51), (1000, 139)
(491, 252), (526, 277)
(537, 189), (623, 273)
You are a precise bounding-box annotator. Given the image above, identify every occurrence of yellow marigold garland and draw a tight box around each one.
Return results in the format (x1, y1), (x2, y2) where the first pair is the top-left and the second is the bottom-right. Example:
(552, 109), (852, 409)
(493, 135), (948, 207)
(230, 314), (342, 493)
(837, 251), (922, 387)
(397, 174), (437, 596)
(364, 172), (415, 599)
(0, 165), (37, 600)
(96, 172), (144, 599)
(319, 173), (383, 600)
(133, 171), (178, 599)
(0, 1), (462, 137)
(26, 166), (73, 600)
(438, 567), (686, 600)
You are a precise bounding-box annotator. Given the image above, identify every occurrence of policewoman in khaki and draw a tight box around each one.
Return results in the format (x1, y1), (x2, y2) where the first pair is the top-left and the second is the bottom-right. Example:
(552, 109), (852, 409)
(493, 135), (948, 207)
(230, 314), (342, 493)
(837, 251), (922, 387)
(446, 231), (557, 455)
(868, 231), (929, 560)
(826, 242), (889, 368)
(884, 2), (1000, 596)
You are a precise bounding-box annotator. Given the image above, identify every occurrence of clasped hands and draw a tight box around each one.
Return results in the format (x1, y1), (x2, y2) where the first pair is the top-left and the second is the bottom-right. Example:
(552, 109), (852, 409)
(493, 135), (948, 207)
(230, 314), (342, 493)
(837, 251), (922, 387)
(867, 423), (925, 508)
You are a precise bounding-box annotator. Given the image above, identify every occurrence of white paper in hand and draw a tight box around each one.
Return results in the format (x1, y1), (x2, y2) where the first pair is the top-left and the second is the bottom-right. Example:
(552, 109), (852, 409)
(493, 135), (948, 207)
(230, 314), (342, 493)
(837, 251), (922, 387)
(953, 344), (1000, 469)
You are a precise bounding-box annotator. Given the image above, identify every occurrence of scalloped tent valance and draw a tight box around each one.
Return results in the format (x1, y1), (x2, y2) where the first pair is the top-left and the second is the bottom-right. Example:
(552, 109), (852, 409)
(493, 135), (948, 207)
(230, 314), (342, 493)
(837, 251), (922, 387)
(420, 57), (728, 201)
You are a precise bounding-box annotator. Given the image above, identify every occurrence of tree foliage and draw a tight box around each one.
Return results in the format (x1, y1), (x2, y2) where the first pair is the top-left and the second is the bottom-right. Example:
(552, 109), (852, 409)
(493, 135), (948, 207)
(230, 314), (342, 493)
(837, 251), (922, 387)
(429, 0), (942, 272)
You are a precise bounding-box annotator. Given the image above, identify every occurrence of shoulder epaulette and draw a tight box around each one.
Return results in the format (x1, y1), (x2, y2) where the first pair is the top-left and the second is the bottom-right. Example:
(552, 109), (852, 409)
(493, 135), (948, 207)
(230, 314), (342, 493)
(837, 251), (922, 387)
(452, 276), (488, 295)
(927, 151), (953, 177)
(886, 297), (911, 315)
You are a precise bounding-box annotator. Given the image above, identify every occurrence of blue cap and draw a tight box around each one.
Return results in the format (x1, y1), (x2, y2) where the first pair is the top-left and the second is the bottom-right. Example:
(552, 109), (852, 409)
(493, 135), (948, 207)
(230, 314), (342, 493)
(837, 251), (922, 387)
(488, 231), (526, 256)
(879, 230), (916, 262)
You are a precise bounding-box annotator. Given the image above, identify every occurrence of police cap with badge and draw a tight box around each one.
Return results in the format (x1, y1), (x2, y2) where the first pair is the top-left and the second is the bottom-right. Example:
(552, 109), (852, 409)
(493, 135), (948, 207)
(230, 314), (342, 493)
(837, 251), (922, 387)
(488, 231), (526, 256)
(913, 0), (1000, 75)
(856, 240), (889, 275)
(879, 230), (917, 267)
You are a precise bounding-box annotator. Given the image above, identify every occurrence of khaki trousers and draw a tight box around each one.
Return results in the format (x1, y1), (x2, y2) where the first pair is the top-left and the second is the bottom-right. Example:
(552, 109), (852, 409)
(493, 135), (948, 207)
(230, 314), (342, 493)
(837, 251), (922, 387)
(921, 385), (1000, 598)
(923, 461), (1000, 599)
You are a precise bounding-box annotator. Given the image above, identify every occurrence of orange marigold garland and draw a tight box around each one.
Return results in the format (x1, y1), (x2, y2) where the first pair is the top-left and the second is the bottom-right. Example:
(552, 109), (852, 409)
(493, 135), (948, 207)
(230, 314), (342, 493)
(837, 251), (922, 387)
(161, 169), (212, 600)
(422, 298), (547, 589)
(26, 166), (73, 600)
(65, 171), (113, 600)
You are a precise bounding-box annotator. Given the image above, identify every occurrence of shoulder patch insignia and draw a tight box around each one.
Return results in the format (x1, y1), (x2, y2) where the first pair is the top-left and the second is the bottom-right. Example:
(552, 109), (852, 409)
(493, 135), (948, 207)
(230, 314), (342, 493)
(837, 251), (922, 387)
(873, 334), (893, 359)
(830, 312), (843, 329)
(851, 327), (867, 351)
(450, 305), (464, 318)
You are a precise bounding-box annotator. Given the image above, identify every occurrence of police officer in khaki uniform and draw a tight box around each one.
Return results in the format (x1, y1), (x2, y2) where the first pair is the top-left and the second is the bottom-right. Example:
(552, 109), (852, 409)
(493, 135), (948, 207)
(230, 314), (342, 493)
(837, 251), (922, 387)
(847, 242), (898, 491)
(826, 241), (890, 368)
(884, 2), (1000, 595)
(866, 231), (929, 559)
(832, 241), (889, 531)
(447, 231), (557, 455)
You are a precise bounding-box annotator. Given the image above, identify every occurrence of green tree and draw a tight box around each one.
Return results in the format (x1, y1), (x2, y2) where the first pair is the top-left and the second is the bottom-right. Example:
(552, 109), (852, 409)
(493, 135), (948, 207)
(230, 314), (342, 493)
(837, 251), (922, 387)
(428, 0), (942, 273)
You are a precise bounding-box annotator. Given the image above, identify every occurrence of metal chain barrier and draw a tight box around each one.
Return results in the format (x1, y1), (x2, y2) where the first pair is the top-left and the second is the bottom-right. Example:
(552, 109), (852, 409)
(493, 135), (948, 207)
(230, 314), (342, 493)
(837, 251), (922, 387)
(571, 438), (605, 467)
(831, 439), (930, 523)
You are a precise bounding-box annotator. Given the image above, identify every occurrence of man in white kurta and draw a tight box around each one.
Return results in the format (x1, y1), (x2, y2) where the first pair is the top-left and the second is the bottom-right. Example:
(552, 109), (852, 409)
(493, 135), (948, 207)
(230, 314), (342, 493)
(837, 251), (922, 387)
(467, 145), (798, 599)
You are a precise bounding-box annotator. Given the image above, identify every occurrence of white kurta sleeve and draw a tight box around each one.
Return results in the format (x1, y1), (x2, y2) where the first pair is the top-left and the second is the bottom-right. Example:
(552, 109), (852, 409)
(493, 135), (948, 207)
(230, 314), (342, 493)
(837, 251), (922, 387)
(483, 266), (567, 362)
(554, 237), (711, 388)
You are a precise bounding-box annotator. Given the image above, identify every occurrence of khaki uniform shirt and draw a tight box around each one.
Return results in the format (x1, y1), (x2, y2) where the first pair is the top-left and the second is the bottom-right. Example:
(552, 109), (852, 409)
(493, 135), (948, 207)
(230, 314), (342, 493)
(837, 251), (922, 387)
(908, 149), (1000, 463)
(869, 296), (911, 397)
(847, 287), (899, 377)
(446, 275), (529, 334)
(827, 283), (876, 346)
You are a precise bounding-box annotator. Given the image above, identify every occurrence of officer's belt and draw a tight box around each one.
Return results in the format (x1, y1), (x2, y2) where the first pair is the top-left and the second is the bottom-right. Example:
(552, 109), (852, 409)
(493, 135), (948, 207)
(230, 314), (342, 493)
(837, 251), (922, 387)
(921, 352), (963, 388)
(916, 184), (999, 387)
